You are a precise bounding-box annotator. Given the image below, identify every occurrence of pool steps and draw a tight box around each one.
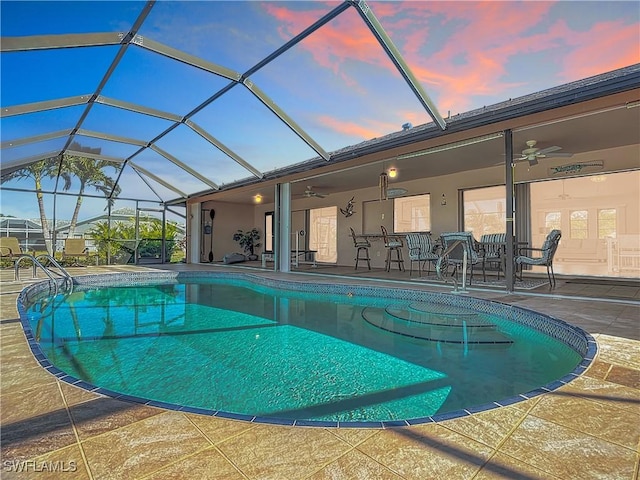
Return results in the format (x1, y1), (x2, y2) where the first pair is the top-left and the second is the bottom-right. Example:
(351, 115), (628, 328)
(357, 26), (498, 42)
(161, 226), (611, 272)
(362, 304), (514, 345)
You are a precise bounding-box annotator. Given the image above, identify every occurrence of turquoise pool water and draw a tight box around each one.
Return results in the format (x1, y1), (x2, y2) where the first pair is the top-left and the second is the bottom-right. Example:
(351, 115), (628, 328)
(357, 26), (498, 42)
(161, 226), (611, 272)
(23, 274), (586, 425)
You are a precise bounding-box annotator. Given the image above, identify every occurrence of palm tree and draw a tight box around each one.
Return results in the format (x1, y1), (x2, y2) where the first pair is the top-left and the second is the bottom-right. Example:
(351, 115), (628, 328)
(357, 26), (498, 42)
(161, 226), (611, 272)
(1, 157), (60, 254)
(60, 153), (122, 238)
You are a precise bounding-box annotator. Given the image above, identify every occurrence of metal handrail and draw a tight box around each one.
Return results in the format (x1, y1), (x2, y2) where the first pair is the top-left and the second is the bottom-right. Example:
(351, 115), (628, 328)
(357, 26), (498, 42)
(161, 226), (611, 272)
(14, 253), (74, 296)
(36, 254), (73, 293)
(435, 239), (468, 293)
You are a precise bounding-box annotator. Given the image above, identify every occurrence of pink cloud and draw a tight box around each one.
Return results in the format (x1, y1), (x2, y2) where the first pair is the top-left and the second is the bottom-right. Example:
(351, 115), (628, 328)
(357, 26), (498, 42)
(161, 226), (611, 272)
(375, 1), (639, 111)
(316, 114), (399, 140)
(262, 1), (639, 135)
(550, 20), (640, 80)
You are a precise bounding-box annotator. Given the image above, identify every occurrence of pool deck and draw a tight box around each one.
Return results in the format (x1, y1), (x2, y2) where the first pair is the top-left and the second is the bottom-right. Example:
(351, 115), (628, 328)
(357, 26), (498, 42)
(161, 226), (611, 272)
(1, 264), (638, 479)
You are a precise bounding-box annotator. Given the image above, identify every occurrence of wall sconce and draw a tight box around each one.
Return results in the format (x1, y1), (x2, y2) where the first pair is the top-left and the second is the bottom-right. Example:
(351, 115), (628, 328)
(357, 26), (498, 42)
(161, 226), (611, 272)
(254, 193), (263, 203)
(388, 167), (397, 178)
(441, 194), (447, 206)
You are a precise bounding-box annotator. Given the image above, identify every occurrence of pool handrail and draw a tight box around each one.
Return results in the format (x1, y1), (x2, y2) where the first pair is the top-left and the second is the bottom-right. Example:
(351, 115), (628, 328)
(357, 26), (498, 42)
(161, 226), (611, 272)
(436, 239), (468, 293)
(15, 253), (73, 296)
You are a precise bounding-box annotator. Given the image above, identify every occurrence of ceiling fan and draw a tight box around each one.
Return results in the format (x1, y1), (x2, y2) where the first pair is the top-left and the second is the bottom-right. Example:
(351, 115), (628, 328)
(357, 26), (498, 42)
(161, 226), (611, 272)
(514, 140), (574, 166)
(302, 186), (327, 199)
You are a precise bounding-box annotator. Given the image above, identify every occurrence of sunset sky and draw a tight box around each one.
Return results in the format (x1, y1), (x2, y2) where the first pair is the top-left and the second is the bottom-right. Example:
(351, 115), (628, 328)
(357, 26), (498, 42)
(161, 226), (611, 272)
(1, 0), (639, 218)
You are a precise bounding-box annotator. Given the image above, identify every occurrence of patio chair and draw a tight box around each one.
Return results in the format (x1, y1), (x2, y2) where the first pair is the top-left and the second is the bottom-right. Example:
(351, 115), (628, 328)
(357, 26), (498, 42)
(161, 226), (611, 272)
(349, 227), (371, 270)
(515, 229), (562, 286)
(62, 238), (93, 266)
(381, 225), (405, 272)
(439, 232), (480, 285)
(0, 237), (34, 280)
(478, 233), (507, 281)
(405, 232), (439, 276)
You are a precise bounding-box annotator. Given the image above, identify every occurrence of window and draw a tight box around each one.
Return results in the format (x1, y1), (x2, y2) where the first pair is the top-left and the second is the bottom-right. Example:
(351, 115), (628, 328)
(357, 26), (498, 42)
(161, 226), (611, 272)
(264, 211), (274, 252)
(309, 206), (337, 263)
(545, 212), (561, 231)
(598, 209), (616, 239)
(530, 171), (639, 277)
(570, 210), (588, 239)
(393, 194), (430, 233)
(462, 186), (506, 236)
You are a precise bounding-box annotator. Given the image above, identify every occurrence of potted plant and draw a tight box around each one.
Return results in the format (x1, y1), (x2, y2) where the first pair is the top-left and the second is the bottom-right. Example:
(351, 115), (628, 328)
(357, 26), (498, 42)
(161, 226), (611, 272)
(233, 228), (261, 261)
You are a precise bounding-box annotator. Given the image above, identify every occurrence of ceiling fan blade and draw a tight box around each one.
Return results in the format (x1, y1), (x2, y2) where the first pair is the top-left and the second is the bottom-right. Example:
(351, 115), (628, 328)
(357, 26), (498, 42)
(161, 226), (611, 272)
(545, 152), (574, 158)
(537, 146), (562, 155)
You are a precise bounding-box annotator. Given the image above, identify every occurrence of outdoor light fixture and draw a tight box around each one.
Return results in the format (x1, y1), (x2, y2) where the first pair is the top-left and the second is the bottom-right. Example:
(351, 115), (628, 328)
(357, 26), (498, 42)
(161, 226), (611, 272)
(388, 167), (397, 178)
(254, 194), (263, 203)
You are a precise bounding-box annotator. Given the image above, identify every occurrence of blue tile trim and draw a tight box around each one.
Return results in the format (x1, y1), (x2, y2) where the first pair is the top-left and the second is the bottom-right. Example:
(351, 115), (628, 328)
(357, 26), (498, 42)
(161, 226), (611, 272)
(14, 270), (598, 429)
(295, 419), (339, 428)
(382, 420), (409, 428)
(405, 416), (435, 426)
(214, 411), (254, 422)
(431, 410), (470, 422)
(520, 388), (548, 399)
(146, 400), (184, 411)
(58, 375), (81, 385)
(253, 416), (296, 426)
(495, 396), (525, 407)
(466, 402), (501, 414)
(114, 394), (149, 405)
(339, 421), (383, 429)
(93, 387), (123, 397)
(73, 380), (98, 391)
(179, 406), (217, 416)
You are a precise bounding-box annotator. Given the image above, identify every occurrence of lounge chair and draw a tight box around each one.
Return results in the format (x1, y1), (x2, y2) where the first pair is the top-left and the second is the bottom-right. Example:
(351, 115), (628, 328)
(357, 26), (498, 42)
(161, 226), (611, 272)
(62, 238), (93, 266)
(0, 237), (34, 280)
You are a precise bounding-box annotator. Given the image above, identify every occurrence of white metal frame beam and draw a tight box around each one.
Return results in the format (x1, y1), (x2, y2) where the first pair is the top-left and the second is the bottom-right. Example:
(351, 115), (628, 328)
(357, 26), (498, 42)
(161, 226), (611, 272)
(0, 32), (123, 52)
(95, 96), (183, 122)
(132, 36), (242, 81)
(0, 96), (91, 117)
(129, 162), (187, 198)
(1, 130), (73, 149)
(243, 79), (330, 161)
(350, 0), (447, 131)
(184, 120), (264, 179)
(149, 145), (219, 191)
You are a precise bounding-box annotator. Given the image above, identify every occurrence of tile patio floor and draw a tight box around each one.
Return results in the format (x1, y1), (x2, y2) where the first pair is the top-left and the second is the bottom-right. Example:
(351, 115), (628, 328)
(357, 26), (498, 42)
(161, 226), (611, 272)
(1, 264), (638, 479)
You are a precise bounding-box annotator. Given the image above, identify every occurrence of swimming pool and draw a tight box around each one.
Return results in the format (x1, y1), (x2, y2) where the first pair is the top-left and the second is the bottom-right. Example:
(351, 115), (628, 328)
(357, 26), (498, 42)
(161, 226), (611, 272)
(18, 271), (596, 427)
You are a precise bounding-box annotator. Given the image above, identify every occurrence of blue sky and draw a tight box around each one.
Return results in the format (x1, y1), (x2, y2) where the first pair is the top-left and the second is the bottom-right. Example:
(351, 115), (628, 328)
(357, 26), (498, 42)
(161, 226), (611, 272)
(1, 1), (639, 220)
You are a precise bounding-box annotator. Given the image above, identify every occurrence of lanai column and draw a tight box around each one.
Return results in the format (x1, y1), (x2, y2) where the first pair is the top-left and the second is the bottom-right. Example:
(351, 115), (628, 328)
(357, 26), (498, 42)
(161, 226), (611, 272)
(275, 182), (291, 272)
(505, 129), (515, 292)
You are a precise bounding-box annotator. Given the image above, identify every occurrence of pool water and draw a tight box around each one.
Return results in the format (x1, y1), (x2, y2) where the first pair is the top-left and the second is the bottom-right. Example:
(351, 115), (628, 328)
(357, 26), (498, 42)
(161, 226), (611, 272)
(25, 276), (584, 424)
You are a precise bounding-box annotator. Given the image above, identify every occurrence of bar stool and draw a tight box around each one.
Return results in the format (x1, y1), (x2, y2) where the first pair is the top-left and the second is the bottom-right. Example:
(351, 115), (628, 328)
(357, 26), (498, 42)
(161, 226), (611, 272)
(349, 227), (371, 270)
(381, 225), (405, 272)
